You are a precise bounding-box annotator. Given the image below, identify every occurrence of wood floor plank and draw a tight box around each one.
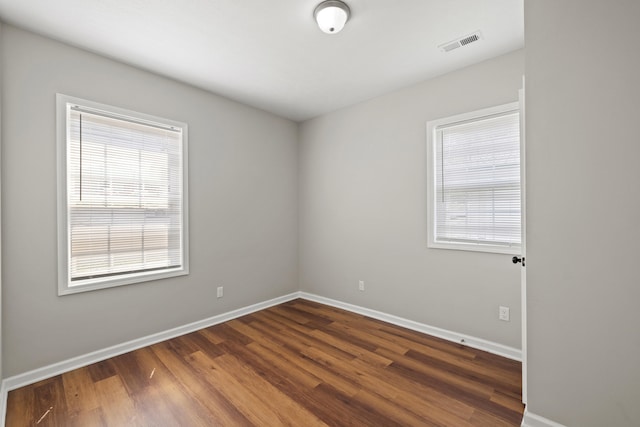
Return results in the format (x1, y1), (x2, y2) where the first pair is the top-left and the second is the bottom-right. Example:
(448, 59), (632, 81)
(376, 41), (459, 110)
(130, 346), (216, 426)
(313, 382), (406, 427)
(93, 375), (140, 426)
(5, 383), (35, 427)
(277, 303), (335, 327)
(109, 349), (200, 426)
(387, 358), (523, 425)
(377, 322), (477, 360)
(349, 357), (476, 425)
(376, 346), (496, 398)
(222, 337), (380, 426)
(406, 348), (522, 393)
(469, 408), (522, 427)
(244, 319), (363, 397)
(352, 388), (439, 427)
(310, 328), (393, 368)
(226, 321), (324, 389)
(197, 326), (227, 345)
(304, 344), (476, 427)
(491, 389), (526, 413)
(324, 320), (410, 354)
(86, 360), (116, 383)
(186, 351), (314, 426)
(150, 340), (253, 426)
(66, 407), (107, 427)
(254, 310), (358, 362)
(215, 352), (328, 427)
(6, 299), (525, 426)
(269, 304), (318, 325)
(32, 376), (68, 427)
(62, 367), (100, 419)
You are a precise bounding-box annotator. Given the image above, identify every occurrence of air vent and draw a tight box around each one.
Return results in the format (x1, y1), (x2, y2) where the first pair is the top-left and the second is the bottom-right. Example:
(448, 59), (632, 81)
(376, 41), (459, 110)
(438, 31), (482, 53)
(459, 33), (479, 46)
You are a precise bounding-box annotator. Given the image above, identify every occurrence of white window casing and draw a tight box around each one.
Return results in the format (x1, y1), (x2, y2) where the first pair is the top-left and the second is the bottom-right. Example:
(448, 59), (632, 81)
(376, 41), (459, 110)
(427, 102), (521, 254)
(57, 94), (189, 295)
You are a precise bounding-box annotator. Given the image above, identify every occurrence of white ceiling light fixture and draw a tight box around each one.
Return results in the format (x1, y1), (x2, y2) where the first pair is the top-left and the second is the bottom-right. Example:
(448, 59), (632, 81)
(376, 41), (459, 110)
(314, 0), (351, 34)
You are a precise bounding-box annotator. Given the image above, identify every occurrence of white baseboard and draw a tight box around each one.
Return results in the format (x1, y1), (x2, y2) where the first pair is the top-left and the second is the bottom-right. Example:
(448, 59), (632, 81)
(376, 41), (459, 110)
(299, 292), (522, 361)
(1, 292), (299, 394)
(521, 408), (567, 427)
(1, 290), (522, 424)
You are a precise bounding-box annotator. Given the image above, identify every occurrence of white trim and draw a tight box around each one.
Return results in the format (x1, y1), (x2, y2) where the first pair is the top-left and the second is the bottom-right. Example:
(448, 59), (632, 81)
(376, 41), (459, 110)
(519, 80), (528, 404)
(521, 408), (567, 427)
(1, 292), (299, 393)
(56, 93), (190, 296)
(426, 101), (521, 255)
(299, 292), (522, 361)
(0, 290), (522, 422)
(0, 382), (6, 427)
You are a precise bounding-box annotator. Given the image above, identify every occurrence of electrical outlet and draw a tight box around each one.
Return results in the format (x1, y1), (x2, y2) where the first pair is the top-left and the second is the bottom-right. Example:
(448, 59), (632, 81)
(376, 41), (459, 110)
(217, 286), (224, 299)
(358, 280), (365, 291)
(499, 306), (510, 321)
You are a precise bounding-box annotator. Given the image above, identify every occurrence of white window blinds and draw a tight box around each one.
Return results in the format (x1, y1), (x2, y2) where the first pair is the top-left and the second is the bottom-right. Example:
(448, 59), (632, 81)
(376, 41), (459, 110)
(432, 109), (521, 249)
(66, 104), (185, 286)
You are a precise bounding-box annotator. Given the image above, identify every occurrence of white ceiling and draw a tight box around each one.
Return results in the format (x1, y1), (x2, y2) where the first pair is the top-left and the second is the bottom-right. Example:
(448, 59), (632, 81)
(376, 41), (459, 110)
(0, 0), (523, 122)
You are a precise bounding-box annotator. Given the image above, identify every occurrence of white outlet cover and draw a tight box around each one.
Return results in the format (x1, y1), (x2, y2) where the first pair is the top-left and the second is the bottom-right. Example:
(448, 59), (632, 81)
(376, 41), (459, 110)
(499, 306), (510, 321)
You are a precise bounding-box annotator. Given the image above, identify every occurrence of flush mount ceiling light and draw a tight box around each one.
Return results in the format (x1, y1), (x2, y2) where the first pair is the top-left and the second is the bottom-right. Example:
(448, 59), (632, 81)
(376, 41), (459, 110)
(314, 0), (351, 34)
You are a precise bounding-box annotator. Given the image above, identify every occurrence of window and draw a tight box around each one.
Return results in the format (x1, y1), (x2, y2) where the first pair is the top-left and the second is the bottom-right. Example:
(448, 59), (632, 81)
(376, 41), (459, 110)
(57, 94), (188, 295)
(427, 102), (521, 254)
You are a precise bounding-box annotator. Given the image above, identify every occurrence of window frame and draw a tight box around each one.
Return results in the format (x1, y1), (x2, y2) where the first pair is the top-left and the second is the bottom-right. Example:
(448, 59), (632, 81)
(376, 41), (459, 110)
(426, 102), (521, 255)
(56, 94), (189, 295)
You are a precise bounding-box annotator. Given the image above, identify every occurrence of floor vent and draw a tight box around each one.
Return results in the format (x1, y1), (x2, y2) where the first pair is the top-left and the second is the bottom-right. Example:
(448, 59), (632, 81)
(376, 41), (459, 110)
(439, 31), (482, 52)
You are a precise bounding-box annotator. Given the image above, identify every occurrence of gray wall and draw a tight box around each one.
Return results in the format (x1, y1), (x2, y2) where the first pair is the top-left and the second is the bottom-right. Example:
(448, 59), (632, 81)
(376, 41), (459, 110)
(299, 50), (524, 349)
(1, 25), (298, 377)
(525, 1), (640, 425)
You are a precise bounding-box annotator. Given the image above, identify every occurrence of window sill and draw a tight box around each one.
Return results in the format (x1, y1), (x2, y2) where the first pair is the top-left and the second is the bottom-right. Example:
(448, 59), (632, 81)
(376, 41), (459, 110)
(428, 241), (521, 255)
(58, 267), (188, 296)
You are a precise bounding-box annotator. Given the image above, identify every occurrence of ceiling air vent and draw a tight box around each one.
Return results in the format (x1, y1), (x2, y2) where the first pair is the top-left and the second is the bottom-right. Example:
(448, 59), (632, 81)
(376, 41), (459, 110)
(438, 31), (482, 53)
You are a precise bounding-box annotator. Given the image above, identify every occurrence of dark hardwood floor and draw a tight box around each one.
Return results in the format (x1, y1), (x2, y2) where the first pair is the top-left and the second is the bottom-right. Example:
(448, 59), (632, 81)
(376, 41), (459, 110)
(6, 299), (525, 426)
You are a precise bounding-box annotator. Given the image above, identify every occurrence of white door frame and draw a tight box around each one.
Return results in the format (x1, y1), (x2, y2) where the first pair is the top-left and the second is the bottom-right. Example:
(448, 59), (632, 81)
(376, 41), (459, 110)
(519, 80), (527, 405)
